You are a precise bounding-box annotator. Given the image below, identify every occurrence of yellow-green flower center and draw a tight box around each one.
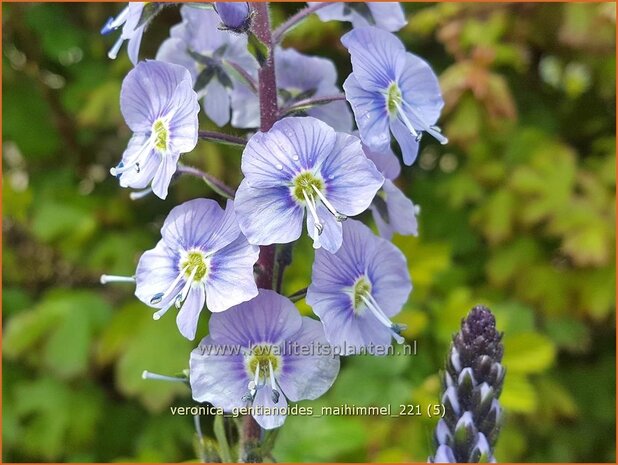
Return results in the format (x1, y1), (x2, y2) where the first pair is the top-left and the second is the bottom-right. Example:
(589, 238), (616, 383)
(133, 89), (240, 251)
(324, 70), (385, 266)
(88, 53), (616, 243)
(386, 82), (402, 115)
(247, 344), (280, 376)
(291, 171), (324, 202)
(152, 119), (169, 151)
(180, 251), (208, 281)
(353, 277), (372, 311)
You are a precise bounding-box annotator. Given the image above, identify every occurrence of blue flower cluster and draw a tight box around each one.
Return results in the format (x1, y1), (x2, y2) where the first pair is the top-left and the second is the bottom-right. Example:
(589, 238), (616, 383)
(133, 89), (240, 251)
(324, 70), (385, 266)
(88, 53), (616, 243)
(101, 2), (446, 431)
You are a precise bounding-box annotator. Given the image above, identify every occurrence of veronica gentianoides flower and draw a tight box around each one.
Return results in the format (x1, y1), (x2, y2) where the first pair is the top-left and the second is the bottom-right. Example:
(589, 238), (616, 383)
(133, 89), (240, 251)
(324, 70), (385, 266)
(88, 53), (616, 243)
(307, 219), (412, 353)
(190, 289), (340, 429)
(135, 199), (259, 340)
(111, 60), (199, 199)
(235, 117), (383, 253)
(342, 26), (447, 166)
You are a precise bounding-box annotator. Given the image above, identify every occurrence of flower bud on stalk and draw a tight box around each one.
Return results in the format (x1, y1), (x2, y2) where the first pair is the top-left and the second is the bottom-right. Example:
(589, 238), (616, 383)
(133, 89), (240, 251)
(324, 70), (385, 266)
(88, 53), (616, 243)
(214, 2), (252, 33)
(429, 306), (505, 463)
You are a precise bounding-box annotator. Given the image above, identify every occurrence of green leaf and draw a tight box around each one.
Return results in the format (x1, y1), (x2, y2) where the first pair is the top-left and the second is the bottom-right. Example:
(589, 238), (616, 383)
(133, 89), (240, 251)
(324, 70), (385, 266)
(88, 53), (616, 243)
(472, 189), (515, 244)
(13, 377), (104, 460)
(545, 318), (590, 352)
(31, 201), (97, 244)
(502, 332), (556, 374)
(329, 354), (412, 406)
(500, 374), (538, 413)
(4, 289), (112, 378)
(100, 302), (195, 411)
(3, 76), (61, 158)
(247, 31), (269, 67)
(274, 414), (367, 462)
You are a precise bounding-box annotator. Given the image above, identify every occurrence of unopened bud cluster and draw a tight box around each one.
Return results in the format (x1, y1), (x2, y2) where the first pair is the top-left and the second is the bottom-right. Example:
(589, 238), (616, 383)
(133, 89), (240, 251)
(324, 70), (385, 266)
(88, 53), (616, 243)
(429, 305), (505, 463)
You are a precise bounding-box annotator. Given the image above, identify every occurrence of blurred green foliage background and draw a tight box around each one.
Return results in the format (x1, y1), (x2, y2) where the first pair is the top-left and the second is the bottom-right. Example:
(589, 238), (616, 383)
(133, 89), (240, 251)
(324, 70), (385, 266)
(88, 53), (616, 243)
(3, 2), (616, 462)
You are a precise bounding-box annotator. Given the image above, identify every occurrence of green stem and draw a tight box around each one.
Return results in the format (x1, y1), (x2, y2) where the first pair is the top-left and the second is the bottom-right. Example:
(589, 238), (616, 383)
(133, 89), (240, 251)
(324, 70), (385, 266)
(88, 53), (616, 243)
(214, 415), (233, 463)
(279, 93), (347, 118)
(272, 2), (330, 43)
(198, 130), (247, 147)
(176, 163), (236, 199)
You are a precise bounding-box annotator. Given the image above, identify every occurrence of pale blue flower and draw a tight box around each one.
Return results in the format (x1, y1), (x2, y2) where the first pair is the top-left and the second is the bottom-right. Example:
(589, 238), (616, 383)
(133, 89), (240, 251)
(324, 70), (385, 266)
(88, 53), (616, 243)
(307, 219), (412, 354)
(112, 60), (199, 199)
(135, 199), (259, 340)
(231, 47), (353, 132)
(364, 142), (419, 239)
(190, 289), (340, 429)
(342, 26), (447, 166)
(156, 5), (258, 127)
(101, 2), (155, 64)
(308, 2), (407, 32)
(235, 117), (383, 253)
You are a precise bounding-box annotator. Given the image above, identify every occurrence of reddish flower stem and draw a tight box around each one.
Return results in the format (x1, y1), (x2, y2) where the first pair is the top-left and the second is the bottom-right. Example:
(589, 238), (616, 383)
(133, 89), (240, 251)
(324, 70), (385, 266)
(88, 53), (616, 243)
(239, 3), (279, 462)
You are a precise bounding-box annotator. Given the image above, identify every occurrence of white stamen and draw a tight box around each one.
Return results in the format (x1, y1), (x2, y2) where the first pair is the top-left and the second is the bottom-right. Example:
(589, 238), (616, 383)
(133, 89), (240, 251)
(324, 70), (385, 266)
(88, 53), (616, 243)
(394, 103), (419, 138)
(250, 362), (261, 396)
(311, 184), (347, 222)
(175, 267), (198, 309)
(142, 370), (186, 383)
(130, 187), (153, 200)
(152, 305), (171, 320)
(151, 267), (188, 315)
(302, 189), (323, 235)
(361, 294), (404, 344)
(100, 274), (135, 284)
(108, 6), (130, 31)
(268, 360), (280, 403)
(366, 293), (407, 333)
(111, 138), (155, 177)
(242, 361), (261, 402)
(107, 36), (125, 60)
(110, 161), (136, 177)
(401, 100), (449, 145)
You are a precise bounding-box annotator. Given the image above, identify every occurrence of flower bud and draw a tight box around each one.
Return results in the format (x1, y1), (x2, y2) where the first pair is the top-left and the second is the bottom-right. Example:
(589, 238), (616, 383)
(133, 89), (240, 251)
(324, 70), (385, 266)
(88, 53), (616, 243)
(429, 306), (505, 463)
(214, 2), (251, 32)
(431, 445), (456, 463)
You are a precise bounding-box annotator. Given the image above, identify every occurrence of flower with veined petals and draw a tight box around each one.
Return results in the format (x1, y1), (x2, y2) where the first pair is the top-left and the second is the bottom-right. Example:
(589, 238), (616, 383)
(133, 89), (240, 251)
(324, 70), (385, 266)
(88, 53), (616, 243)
(364, 142), (419, 240)
(156, 6), (258, 127)
(342, 26), (447, 166)
(307, 219), (412, 354)
(111, 60), (199, 200)
(231, 47), (353, 132)
(308, 2), (407, 32)
(190, 289), (340, 429)
(135, 199), (259, 340)
(214, 2), (252, 32)
(234, 117), (383, 253)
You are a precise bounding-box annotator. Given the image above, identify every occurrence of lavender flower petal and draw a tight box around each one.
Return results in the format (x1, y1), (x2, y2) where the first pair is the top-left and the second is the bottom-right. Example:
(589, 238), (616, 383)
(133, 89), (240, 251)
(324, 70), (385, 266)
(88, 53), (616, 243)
(204, 235), (259, 313)
(176, 285), (206, 340)
(343, 74), (391, 152)
(190, 336), (249, 411)
(278, 318), (340, 401)
(309, 2), (407, 32)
